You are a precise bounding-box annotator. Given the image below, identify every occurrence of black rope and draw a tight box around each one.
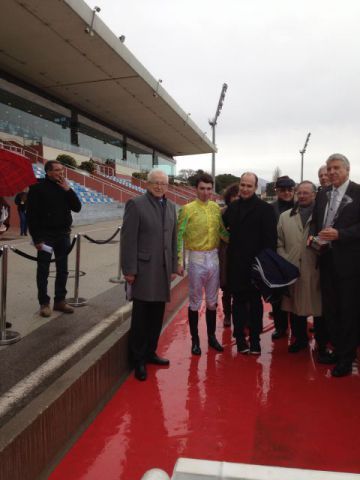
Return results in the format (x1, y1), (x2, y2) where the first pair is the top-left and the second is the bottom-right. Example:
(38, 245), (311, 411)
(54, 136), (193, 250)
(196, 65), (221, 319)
(10, 236), (77, 262)
(83, 227), (120, 245)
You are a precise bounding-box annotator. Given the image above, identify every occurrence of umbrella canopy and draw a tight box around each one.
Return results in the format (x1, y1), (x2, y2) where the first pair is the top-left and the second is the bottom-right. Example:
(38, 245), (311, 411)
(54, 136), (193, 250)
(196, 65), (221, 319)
(0, 148), (37, 196)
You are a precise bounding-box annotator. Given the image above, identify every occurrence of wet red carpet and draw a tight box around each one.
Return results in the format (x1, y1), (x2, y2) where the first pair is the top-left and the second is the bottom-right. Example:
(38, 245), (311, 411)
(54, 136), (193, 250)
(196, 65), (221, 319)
(50, 302), (360, 479)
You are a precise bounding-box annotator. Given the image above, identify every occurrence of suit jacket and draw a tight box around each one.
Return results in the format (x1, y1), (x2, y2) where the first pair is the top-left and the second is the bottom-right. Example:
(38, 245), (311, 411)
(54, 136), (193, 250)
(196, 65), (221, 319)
(120, 191), (178, 302)
(223, 194), (277, 292)
(311, 181), (360, 278)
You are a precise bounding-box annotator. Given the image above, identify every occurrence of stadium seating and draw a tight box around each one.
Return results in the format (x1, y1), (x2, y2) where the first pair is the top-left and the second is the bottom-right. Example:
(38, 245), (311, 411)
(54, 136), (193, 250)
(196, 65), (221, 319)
(32, 164), (115, 205)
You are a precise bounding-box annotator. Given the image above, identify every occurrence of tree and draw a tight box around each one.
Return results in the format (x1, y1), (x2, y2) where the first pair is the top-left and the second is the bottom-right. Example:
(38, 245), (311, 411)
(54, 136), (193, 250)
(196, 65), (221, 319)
(215, 173), (240, 194)
(56, 154), (77, 168)
(272, 166), (282, 182)
(176, 169), (197, 182)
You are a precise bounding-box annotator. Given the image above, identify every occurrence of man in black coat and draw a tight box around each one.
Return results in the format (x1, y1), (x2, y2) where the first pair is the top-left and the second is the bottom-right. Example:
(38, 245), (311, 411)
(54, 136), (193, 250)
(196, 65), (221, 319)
(223, 172), (277, 354)
(310, 153), (360, 377)
(271, 175), (296, 339)
(27, 161), (82, 317)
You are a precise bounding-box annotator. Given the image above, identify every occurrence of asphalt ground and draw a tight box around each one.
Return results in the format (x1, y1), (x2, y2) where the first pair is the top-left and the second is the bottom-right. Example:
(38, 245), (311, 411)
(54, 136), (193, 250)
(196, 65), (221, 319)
(0, 218), (123, 343)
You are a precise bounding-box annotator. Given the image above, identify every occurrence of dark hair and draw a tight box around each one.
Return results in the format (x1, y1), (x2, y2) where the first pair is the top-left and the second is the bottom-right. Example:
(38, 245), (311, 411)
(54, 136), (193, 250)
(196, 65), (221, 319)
(195, 172), (214, 187)
(223, 182), (239, 206)
(240, 172), (258, 187)
(45, 160), (61, 173)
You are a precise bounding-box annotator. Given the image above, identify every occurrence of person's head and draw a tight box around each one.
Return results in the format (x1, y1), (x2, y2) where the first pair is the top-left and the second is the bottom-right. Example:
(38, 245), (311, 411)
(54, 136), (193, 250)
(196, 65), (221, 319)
(45, 161), (64, 183)
(296, 181), (316, 207)
(326, 153), (350, 188)
(195, 173), (213, 203)
(223, 182), (239, 206)
(146, 169), (169, 198)
(239, 172), (258, 200)
(275, 175), (295, 202)
(318, 165), (330, 188)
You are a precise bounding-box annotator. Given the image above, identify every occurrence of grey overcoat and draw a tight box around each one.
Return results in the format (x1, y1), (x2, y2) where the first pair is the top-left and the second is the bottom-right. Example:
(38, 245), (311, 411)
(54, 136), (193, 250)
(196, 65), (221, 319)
(277, 208), (322, 316)
(120, 191), (178, 302)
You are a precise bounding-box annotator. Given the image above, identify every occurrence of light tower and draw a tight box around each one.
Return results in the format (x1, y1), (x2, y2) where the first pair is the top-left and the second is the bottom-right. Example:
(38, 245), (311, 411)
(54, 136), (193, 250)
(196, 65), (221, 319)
(209, 83), (228, 189)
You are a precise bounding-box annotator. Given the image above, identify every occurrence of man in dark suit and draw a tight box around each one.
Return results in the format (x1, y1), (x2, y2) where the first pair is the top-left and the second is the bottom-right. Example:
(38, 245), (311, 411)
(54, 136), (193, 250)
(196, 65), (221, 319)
(223, 172), (277, 355)
(121, 169), (178, 381)
(310, 153), (360, 377)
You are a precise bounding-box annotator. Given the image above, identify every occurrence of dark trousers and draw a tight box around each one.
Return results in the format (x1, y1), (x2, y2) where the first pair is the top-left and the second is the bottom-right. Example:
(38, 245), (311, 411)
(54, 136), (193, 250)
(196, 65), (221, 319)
(232, 286), (263, 343)
(320, 253), (359, 362)
(19, 210), (27, 235)
(129, 298), (166, 366)
(37, 234), (70, 306)
(313, 316), (329, 350)
(222, 288), (232, 318)
(289, 315), (308, 344)
(271, 300), (289, 333)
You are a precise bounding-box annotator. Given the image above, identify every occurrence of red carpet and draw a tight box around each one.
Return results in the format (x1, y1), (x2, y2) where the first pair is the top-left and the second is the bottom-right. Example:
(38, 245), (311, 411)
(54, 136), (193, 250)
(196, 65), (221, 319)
(50, 301), (360, 479)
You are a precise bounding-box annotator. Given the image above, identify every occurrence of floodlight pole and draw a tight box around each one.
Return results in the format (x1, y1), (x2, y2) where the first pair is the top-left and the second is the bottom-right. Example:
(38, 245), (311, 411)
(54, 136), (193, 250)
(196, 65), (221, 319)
(300, 132), (311, 182)
(209, 83), (228, 191)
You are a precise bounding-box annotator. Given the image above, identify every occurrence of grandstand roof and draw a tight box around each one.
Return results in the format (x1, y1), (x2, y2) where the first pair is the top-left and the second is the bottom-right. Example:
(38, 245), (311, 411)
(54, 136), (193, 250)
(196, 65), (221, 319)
(0, 0), (215, 157)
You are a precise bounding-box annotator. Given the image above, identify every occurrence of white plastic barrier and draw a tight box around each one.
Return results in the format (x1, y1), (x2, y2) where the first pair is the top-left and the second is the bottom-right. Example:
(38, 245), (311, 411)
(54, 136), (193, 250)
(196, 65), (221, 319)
(171, 458), (360, 480)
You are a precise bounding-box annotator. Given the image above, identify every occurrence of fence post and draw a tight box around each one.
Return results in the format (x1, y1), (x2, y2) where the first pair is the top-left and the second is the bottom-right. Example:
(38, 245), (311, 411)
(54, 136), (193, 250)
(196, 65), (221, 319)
(0, 246), (21, 345)
(109, 227), (124, 284)
(67, 234), (87, 306)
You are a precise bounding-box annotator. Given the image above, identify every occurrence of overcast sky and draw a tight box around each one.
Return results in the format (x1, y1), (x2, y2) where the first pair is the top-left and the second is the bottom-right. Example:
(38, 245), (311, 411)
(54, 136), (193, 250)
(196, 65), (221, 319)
(85, 0), (360, 183)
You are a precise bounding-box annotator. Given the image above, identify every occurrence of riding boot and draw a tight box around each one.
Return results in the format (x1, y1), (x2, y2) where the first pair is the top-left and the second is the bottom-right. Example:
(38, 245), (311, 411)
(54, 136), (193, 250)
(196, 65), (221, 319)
(188, 308), (201, 355)
(206, 308), (224, 352)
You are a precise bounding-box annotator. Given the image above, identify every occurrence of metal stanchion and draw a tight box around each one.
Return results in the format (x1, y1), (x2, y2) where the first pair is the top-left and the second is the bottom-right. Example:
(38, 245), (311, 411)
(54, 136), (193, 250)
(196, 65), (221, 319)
(109, 227), (124, 284)
(0, 246), (21, 345)
(66, 234), (87, 307)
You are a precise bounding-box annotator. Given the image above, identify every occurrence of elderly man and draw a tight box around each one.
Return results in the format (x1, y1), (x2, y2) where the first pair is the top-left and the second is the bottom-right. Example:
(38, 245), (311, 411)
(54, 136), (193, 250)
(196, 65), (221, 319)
(310, 153), (360, 377)
(177, 172), (228, 355)
(27, 161), (81, 317)
(224, 172), (277, 354)
(271, 175), (296, 339)
(277, 181), (324, 353)
(121, 169), (178, 381)
(318, 165), (330, 190)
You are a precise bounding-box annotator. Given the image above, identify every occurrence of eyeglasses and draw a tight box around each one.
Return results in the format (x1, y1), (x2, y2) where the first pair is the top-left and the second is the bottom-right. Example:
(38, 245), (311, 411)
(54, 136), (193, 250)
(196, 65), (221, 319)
(148, 181), (168, 187)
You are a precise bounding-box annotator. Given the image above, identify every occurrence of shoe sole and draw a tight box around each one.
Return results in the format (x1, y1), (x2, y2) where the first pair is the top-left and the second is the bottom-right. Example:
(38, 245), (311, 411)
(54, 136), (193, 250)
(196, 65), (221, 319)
(250, 351), (261, 355)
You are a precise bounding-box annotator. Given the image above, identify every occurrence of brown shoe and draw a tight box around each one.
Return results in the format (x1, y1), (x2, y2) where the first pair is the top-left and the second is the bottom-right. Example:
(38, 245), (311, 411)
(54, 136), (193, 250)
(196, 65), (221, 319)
(53, 301), (74, 314)
(40, 304), (52, 317)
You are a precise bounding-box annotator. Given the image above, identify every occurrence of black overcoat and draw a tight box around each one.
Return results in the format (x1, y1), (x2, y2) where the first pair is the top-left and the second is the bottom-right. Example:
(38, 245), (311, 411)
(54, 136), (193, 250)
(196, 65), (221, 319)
(223, 194), (277, 293)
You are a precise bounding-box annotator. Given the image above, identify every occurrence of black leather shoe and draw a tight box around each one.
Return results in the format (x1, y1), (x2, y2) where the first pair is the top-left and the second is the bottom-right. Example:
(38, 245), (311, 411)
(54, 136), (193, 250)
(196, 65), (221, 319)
(134, 364), (147, 381)
(331, 361), (352, 378)
(191, 341), (201, 355)
(208, 335), (224, 352)
(271, 330), (286, 340)
(237, 340), (249, 354)
(317, 350), (337, 365)
(147, 354), (170, 366)
(288, 341), (308, 353)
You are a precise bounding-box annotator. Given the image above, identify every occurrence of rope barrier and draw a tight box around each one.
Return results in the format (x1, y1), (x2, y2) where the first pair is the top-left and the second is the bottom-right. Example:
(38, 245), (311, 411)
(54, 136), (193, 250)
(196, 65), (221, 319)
(9, 236), (77, 262)
(83, 226), (120, 245)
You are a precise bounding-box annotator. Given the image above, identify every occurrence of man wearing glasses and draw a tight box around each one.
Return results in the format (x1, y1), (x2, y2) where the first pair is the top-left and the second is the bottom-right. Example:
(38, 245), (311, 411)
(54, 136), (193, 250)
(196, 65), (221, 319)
(121, 169), (178, 381)
(271, 175), (296, 340)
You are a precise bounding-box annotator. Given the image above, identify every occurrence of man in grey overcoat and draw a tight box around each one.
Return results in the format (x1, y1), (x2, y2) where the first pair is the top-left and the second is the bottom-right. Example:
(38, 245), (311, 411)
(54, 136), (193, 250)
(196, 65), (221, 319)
(121, 169), (178, 381)
(277, 181), (324, 353)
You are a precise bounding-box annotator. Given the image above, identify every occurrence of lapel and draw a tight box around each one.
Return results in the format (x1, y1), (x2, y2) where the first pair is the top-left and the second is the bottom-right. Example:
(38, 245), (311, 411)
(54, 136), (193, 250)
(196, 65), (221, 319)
(318, 187), (331, 220)
(236, 195), (259, 224)
(334, 181), (354, 221)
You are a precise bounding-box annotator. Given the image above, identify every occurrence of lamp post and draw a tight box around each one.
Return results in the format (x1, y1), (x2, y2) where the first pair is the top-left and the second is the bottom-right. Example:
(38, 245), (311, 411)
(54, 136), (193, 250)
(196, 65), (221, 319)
(300, 132), (311, 182)
(209, 83), (228, 190)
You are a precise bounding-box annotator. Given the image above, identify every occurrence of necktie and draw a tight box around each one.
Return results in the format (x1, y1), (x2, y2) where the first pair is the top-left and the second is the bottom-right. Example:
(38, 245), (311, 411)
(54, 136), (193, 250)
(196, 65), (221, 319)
(323, 189), (339, 228)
